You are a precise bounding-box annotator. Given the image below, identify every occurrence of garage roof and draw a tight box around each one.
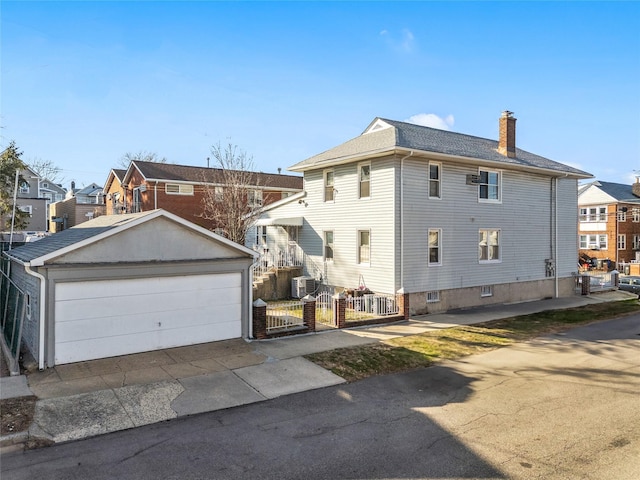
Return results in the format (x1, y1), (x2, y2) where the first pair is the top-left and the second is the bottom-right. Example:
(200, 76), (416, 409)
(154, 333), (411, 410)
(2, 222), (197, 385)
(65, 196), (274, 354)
(4, 209), (257, 266)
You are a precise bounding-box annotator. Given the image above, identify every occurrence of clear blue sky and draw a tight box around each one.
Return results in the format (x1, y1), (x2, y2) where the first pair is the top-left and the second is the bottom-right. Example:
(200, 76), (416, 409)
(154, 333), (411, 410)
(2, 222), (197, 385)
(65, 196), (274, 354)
(2, 1), (639, 189)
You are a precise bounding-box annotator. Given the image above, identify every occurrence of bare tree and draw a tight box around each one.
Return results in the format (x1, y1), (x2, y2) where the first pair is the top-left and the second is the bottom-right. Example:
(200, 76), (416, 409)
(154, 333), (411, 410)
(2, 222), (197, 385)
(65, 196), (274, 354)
(27, 157), (65, 184)
(201, 143), (263, 245)
(117, 151), (167, 168)
(0, 142), (29, 231)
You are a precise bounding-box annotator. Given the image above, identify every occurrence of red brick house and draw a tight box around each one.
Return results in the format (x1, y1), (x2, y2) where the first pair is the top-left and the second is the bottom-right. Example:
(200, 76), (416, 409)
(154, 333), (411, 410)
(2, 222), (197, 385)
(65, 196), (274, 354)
(577, 179), (640, 273)
(108, 161), (303, 231)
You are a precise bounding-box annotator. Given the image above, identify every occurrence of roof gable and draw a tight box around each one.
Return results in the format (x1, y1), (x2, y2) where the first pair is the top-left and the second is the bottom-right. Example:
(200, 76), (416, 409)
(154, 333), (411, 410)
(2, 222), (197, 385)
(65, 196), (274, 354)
(579, 181), (640, 204)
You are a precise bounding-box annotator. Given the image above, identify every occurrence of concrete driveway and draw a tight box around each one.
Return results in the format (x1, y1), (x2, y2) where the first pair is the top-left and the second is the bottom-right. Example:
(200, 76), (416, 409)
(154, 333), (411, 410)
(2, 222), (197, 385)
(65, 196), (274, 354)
(2, 313), (639, 479)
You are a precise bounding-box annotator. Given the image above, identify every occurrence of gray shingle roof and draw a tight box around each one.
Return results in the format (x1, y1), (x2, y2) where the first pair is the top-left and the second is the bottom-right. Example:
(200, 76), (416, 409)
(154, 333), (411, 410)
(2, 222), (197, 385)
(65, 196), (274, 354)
(3, 211), (153, 263)
(132, 161), (304, 190)
(289, 117), (592, 179)
(590, 181), (640, 203)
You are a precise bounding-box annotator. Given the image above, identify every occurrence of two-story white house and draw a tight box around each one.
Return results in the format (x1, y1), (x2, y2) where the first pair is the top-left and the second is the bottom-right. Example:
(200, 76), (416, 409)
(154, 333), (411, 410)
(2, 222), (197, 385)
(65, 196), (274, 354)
(251, 112), (592, 313)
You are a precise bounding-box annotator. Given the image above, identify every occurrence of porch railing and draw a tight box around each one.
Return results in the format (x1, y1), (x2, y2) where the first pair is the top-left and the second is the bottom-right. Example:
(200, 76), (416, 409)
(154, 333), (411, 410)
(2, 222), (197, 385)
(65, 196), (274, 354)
(252, 243), (304, 279)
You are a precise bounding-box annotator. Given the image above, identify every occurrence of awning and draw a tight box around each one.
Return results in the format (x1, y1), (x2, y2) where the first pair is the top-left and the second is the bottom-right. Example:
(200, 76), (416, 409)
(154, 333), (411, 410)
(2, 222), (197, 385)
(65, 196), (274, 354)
(255, 217), (303, 226)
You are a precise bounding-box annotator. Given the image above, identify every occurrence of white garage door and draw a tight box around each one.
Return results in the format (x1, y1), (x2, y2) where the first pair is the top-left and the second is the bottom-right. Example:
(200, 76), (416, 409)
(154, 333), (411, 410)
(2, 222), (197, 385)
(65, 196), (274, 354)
(54, 273), (242, 364)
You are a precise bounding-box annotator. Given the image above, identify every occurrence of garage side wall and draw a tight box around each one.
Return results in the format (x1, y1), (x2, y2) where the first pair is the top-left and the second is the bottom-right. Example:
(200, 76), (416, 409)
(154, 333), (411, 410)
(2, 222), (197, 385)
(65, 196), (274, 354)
(8, 262), (41, 360)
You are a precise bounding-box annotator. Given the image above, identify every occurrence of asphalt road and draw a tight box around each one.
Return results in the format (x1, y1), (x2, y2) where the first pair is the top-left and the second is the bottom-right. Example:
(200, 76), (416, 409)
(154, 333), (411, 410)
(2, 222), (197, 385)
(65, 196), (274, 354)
(2, 314), (639, 480)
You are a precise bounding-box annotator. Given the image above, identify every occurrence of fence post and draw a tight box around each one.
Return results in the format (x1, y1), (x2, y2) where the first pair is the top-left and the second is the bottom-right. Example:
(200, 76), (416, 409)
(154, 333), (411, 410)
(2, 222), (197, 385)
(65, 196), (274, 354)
(396, 288), (410, 319)
(252, 299), (267, 339)
(611, 270), (619, 288)
(302, 295), (316, 332)
(333, 293), (346, 328)
(580, 275), (591, 296)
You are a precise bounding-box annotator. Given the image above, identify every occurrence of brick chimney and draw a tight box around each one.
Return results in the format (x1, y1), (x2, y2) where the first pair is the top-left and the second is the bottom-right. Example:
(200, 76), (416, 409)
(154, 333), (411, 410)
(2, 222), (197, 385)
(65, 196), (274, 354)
(498, 111), (517, 158)
(633, 177), (640, 198)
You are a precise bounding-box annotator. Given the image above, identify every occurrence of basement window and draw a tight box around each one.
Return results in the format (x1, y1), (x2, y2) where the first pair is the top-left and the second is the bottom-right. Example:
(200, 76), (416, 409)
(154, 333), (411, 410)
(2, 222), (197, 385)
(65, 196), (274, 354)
(426, 291), (440, 303)
(480, 285), (493, 297)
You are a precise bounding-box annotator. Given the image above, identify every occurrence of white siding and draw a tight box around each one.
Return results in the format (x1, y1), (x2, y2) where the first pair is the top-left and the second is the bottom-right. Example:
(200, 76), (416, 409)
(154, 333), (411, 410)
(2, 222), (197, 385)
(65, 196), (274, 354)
(402, 160), (557, 292)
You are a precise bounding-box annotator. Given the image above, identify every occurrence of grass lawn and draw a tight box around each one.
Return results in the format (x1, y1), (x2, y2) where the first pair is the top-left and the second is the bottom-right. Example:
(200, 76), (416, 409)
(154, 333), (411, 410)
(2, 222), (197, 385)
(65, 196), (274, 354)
(305, 300), (640, 382)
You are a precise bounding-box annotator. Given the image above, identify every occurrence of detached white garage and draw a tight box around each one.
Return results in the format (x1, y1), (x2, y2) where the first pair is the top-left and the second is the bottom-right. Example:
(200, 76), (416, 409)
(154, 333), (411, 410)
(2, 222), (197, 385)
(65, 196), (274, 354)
(5, 210), (257, 368)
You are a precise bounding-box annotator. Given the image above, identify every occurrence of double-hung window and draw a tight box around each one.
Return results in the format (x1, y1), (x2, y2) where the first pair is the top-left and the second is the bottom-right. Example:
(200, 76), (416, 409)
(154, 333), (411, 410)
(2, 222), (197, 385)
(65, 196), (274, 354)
(633, 208), (640, 223)
(633, 235), (640, 250)
(428, 229), (441, 265)
(428, 163), (441, 199)
(478, 170), (500, 202)
(618, 235), (626, 250)
(324, 170), (335, 202)
(359, 164), (370, 199)
(358, 230), (370, 264)
(479, 229), (500, 262)
(324, 231), (334, 262)
(248, 189), (263, 207)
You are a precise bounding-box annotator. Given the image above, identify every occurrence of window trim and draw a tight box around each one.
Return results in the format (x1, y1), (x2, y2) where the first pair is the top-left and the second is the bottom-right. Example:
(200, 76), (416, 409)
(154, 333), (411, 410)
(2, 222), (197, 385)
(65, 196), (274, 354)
(324, 169), (335, 203)
(25, 293), (31, 319)
(426, 291), (440, 303)
(579, 205), (607, 222)
(579, 233), (607, 250)
(358, 163), (371, 199)
(480, 285), (493, 297)
(428, 162), (441, 199)
(165, 183), (194, 195)
(428, 228), (442, 266)
(18, 205), (33, 217)
(478, 169), (501, 203)
(324, 230), (334, 262)
(479, 229), (501, 263)
(248, 189), (263, 207)
(357, 229), (371, 265)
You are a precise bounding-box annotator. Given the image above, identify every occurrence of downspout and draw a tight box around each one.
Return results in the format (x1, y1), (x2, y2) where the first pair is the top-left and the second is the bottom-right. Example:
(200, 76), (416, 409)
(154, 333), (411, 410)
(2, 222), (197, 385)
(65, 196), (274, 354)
(399, 151), (414, 291)
(554, 177), (559, 298)
(25, 264), (46, 370)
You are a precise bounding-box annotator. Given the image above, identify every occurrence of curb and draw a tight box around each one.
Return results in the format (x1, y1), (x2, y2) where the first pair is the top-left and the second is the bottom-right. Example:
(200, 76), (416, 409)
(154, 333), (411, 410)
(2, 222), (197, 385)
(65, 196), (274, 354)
(0, 430), (30, 453)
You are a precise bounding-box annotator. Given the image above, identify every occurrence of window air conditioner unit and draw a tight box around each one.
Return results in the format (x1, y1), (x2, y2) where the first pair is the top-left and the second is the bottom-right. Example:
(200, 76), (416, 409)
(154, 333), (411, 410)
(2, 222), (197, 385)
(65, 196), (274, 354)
(292, 276), (315, 298)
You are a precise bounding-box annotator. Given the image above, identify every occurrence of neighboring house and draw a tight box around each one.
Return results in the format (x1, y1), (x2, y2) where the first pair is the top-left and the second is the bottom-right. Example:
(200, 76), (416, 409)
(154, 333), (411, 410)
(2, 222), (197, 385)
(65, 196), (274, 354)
(0, 166), (48, 233)
(66, 181), (105, 204)
(577, 179), (640, 268)
(114, 160), (303, 232)
(103, 168), (127, 215)
(38, 179), (66, 230)
(3, 209), (257, 368)
(252, 112), (592, 313)
(49, 196), (106, 232)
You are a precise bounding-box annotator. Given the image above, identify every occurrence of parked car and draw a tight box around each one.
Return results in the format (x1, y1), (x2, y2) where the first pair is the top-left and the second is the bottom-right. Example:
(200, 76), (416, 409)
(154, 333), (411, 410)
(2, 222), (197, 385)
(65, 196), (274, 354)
(618, 276), (640, 295)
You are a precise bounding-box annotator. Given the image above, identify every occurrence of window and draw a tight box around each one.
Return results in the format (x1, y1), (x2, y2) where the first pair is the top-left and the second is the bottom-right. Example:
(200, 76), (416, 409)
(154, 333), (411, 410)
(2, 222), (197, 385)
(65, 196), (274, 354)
(42, 182), (49, 189)
(633, 235), (640, 250)
(255, 226), (267, 248)
(633, 208), (640, 223)
(165, 183), (194, 195)
(25, 294), (31, 319)
(358, 230), (370, 264)
(428, 229), (441, 265)
(248, 189), (263, 207)
(480, 285), (493, 297)
(324, 231), (334, 262)
(428, 163), (441, 199)
(579, 206), (607, 222)
(359, 164), (370, 199)
(426, 291), (440, 303)
(132, 188), (142, 213)
(579, 234), (607, 250)
(18, 205), (32, 217)
(618, 209), (627, 222)
(214, 186), (223, 202)
(324, 170), (335, 202)
(478, 169), (500, 202)
(19, 182), (29, 194)
(479, 229), (500, 262)
(618, 235), (626, 250)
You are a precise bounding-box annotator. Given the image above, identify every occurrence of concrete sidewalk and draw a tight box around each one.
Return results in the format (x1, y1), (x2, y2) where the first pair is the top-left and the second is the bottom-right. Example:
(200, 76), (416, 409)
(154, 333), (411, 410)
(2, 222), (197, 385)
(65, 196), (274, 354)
(1, 290), (635, 451)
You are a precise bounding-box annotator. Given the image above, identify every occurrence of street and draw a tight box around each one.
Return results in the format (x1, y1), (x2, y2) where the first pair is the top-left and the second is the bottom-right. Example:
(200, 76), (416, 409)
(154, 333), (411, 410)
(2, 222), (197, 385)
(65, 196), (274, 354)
(2, 314), (639, 480)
